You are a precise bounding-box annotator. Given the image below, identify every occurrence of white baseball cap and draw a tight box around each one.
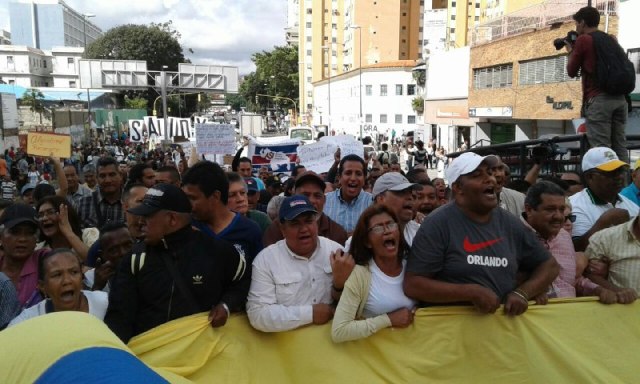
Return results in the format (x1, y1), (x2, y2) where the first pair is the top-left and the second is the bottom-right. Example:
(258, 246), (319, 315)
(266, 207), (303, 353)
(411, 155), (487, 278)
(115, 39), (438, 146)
(446, 152), (498, 184)
(582, 147), (627, 172)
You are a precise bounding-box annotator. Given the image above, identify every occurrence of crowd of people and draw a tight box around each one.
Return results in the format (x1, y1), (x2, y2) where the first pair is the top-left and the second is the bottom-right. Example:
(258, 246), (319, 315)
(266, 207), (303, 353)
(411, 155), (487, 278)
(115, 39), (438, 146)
(0, 134), (638, 349)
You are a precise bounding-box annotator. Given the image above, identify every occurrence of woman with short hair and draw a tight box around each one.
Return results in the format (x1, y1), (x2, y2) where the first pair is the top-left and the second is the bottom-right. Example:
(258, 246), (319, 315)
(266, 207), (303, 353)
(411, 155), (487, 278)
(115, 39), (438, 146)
(8, 249), (108, 327)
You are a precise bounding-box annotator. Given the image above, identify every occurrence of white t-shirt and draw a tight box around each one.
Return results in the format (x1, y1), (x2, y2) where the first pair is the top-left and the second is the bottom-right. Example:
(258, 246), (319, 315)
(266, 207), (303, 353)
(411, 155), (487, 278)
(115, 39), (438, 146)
(27, 171), (40, 185)
(8, 290), (108, 327)
(363, 259), (416, 318)
(84, 269), (111, 293)
(570, 189), (640, 238)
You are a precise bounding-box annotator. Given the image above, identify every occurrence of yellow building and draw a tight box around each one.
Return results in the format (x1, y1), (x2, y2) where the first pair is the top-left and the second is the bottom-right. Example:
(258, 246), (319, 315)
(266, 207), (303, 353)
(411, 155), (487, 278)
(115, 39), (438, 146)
(298, 0), (422, 122)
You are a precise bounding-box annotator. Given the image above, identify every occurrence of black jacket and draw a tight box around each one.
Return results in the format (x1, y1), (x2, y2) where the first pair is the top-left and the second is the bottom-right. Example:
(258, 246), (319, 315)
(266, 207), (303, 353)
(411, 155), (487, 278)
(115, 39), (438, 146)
(105, 225), (250, 343)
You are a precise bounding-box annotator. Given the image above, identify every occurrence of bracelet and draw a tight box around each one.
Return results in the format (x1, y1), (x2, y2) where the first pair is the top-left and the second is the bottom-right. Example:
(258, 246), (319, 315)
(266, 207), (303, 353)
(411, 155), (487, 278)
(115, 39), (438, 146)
(514, 288), (529, 301)
(332, 284), (343, 292)
(511, 290), (528, 303)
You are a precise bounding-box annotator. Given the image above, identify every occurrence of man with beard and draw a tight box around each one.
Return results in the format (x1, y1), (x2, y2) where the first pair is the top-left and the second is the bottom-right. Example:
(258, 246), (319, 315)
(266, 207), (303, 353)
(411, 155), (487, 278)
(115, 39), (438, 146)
(105, 184), (249, 343)
(324, 155), (372, 234)
(570, 147), (638, 252)
(404, 152), (559, 316)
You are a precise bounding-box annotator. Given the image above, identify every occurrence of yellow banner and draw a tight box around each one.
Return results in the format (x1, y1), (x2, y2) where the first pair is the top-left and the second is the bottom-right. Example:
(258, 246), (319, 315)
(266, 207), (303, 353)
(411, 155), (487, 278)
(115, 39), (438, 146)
(2, 299), (639, 383)
(129, 298), (640, 383)
(27, 132), (71, 158)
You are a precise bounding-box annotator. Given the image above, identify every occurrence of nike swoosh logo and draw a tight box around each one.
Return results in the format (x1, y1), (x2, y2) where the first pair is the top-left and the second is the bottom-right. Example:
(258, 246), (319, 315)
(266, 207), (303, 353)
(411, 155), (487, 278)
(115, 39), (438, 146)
(463, 236), (503, 253)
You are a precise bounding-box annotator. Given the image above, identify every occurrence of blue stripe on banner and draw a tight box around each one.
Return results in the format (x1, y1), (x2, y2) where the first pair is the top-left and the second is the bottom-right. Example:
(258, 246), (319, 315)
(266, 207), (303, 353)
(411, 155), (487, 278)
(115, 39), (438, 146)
(35, 347), (168, 384)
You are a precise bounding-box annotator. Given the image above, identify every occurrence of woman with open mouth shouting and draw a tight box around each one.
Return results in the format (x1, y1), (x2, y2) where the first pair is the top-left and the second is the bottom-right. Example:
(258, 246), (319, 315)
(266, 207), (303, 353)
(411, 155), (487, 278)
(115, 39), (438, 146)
(8, 248), (108, 327)
(332, 205), (417, 343)
(35, 196), (98, 262)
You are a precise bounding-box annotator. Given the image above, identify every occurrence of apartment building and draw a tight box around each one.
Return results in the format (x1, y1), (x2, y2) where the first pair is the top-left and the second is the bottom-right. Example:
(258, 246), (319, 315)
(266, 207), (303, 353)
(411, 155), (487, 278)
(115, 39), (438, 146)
(298, 0), (422, 122)
(286, 0), (300, 45)
(0, 45), (52, 87)
(51, 46), (83, 88)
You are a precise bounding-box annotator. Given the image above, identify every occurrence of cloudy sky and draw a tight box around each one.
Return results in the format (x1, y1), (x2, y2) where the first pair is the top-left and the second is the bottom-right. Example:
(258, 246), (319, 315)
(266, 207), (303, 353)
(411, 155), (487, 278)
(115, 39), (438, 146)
(0, 0), (288, 74)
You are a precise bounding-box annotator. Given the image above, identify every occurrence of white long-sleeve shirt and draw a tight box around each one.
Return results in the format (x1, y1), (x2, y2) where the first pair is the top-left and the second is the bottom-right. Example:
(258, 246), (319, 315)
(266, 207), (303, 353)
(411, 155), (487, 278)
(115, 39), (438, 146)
(247, 236), (343, 332)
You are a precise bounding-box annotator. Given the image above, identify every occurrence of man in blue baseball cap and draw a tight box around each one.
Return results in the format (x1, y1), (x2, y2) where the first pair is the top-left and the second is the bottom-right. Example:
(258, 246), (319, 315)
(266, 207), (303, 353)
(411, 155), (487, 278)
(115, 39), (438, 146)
(247, 195), (345, 332)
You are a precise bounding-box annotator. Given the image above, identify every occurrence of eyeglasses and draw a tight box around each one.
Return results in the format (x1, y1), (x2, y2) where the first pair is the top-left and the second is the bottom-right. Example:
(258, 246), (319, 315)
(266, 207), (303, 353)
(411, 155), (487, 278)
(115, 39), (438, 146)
(565, 214), (576, 223)
(368, 222), (399, 234)
(37, 209), (59, 220)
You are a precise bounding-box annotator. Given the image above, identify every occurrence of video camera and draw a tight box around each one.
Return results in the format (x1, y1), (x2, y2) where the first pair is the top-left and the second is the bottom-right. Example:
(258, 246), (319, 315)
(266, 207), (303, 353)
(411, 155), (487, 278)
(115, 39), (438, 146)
(553, 31), (578, 50)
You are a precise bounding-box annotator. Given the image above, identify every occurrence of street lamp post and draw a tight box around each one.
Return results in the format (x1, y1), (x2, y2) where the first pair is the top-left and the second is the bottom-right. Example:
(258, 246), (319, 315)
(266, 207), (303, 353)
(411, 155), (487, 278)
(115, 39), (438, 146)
(322, 46), (331, 132)
(83, 13), (95, 136)
(350, 25), (363, 140)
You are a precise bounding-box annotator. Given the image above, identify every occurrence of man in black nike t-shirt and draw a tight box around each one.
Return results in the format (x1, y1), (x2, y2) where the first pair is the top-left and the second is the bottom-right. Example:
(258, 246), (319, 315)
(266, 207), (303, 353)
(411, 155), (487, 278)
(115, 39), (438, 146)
(404, 153), (559, 316)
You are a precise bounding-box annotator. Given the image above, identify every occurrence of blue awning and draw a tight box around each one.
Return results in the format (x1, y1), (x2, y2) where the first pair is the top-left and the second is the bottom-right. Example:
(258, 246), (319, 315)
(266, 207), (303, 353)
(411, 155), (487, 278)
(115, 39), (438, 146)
(0, 84), (110, 102)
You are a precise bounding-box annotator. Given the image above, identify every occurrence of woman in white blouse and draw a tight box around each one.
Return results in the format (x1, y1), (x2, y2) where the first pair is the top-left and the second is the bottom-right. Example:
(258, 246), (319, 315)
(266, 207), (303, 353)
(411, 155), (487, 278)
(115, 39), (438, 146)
(9, 249), (108, 327)
(332, 206), (416, 343)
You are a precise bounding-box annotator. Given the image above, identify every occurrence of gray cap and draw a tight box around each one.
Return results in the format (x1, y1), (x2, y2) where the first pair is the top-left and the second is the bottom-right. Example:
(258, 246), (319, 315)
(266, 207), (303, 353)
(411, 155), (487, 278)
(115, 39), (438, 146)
(372, 172), (419, 197)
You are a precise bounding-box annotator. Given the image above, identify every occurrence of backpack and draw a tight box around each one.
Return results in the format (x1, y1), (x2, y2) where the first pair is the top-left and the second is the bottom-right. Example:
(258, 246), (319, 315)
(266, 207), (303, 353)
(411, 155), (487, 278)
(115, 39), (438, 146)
(590, 31), (636, 95)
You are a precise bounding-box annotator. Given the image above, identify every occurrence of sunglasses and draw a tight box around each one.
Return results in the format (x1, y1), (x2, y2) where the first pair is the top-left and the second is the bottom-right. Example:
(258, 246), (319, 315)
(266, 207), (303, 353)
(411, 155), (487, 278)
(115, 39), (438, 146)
(565, 214), (576, 223)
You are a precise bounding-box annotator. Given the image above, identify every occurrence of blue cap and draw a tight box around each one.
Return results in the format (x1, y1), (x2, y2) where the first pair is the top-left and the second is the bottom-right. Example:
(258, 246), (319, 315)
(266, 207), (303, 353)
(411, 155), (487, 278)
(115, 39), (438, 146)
(244, 178), (258, 193)
(279, 195), (317, 222)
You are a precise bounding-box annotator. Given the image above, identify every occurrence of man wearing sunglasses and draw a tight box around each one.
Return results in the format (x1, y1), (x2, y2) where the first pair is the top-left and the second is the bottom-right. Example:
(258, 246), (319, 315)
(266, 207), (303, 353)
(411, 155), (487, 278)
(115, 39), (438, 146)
(569, 147), (639, 252)
(523, 181), (618, 304)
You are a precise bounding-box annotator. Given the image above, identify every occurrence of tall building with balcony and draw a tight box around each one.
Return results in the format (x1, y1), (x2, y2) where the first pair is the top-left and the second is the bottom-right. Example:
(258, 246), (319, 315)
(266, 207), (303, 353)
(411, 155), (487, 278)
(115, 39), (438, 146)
(9, 0), (102, 50)
(298, 0), (423, 122)
(286, 0), (300, 45)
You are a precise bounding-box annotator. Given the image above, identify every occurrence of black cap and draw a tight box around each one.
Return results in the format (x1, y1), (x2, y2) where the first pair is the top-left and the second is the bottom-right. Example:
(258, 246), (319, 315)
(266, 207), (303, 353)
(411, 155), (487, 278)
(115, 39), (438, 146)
(127, 183), (192, 217)
(266, 175), (283, 188)
(0, 203), (38, 230)
(294, 171), (326, 192)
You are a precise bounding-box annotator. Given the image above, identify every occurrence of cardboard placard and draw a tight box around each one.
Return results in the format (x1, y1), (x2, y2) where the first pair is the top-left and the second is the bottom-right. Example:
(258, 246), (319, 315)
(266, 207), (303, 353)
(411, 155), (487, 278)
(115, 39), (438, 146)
(27, 132), (71, 158)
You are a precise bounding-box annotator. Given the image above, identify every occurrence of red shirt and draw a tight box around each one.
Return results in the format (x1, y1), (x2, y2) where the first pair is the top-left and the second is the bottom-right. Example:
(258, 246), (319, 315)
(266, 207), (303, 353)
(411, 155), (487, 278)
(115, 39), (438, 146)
(567, 33), (602, 100)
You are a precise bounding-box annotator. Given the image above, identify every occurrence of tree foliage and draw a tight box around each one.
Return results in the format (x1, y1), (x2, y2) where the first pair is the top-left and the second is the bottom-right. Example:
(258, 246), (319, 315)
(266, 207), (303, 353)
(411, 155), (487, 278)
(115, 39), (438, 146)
(412, 96), (424, 114)
(239, 45), (299, 114)
(225, 93), (247, 111)
(85, 21), (185, 71)
(124, 96), (148, 110)
(21, 89), (46, 124)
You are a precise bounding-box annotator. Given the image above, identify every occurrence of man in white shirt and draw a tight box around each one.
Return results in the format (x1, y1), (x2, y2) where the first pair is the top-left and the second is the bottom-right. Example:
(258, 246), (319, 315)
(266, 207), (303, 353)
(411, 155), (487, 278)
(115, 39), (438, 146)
(570, 147), (639, 252)
(247, 195), (344, 332)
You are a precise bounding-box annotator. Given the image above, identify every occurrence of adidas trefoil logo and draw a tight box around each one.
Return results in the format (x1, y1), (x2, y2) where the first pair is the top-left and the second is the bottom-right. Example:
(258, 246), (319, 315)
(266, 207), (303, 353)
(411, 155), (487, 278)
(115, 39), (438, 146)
(192, 275), (204, 284)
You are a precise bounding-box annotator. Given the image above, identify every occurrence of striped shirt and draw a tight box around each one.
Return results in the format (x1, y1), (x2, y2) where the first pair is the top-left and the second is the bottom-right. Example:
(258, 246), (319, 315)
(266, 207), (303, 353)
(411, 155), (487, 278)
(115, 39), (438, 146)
(323, 189), (373, 233)
(522, 218), (598, 298)
(585, 217), (640, 293)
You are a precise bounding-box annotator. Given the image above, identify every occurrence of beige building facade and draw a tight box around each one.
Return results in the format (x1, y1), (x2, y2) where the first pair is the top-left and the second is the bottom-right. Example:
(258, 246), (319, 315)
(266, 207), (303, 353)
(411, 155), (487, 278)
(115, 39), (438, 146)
(298, 0), (423, 122)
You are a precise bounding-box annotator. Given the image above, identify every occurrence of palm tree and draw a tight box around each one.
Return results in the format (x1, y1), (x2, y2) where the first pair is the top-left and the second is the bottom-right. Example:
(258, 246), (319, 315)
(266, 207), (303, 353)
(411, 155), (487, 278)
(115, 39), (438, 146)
(22, 89), (45, 124)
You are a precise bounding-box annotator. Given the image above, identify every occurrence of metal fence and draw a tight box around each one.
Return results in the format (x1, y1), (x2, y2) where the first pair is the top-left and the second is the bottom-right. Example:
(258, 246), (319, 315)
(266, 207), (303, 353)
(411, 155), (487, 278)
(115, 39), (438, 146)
(471, 0), (618, 47)
(450, 134), (640, 179)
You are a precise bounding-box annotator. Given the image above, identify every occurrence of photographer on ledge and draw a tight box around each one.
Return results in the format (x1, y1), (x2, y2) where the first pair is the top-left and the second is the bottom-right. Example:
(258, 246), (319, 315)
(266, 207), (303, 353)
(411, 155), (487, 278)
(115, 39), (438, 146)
(566, 6), (630, 163)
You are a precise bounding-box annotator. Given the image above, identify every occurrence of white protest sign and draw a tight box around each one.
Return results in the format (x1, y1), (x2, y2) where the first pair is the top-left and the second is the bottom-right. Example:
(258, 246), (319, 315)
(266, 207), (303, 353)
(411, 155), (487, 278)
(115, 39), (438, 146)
(297, 141), (337, 173)
(320, 135), (364, 159)
(195, 123), (236, 155)
(270, 151), (291, 170)
(128, 120), (144, 142)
